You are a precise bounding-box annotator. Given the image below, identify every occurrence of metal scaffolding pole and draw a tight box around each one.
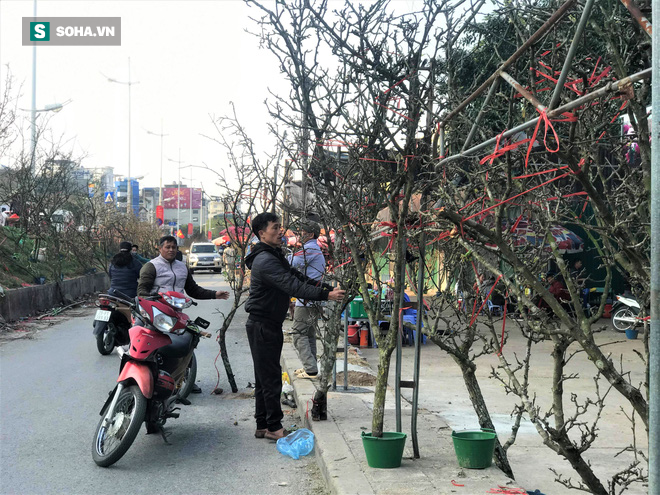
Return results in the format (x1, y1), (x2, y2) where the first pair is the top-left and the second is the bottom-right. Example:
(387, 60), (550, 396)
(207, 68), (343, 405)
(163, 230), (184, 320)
(410, 191), (426, 459)
(649, 1), (659, 492)
(436, 68), (652, 168)
(440, 0), (577, 127)
(620, 0), (653, 37)
(395, 238), (406, 433)
(547, 0), (595, 110)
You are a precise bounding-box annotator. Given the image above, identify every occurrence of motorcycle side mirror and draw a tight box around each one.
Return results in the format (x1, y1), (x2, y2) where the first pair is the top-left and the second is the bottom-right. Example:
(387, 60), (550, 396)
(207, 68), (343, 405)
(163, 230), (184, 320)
(194, 317), (210, 329)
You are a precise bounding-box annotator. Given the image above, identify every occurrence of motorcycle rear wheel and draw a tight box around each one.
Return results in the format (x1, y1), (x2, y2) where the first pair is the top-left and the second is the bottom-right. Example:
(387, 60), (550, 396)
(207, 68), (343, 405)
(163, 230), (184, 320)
(177, 353), (197, 400)
(92, 385), (147, 467)
(96, 323), (116, 355)
(612, 307), (639, 332)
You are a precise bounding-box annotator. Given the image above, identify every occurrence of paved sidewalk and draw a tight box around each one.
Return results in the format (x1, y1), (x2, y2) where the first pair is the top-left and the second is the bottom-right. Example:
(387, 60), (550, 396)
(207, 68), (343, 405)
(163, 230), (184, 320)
(281, 319), (647, 495)
(281, 337), (518, 495)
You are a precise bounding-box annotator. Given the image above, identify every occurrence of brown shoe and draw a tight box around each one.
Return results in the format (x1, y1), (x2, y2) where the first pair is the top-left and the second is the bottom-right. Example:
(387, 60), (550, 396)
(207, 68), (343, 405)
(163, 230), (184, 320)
(255, 428), (267, 439)
(264, 428), (291, 441)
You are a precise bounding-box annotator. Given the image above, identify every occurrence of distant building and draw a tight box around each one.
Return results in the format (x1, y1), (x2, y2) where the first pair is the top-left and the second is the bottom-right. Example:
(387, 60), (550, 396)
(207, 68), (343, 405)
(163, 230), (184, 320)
(81, 166), (115, 199)
(207, 200), (225, 218)
(140, 187), (160, 222)
(161, 182), (204, 236)
(114, 179), (140, 216)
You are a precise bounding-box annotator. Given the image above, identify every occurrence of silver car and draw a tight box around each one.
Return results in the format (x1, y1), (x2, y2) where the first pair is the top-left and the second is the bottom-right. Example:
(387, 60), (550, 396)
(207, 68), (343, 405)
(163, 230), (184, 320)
(186, 242), (222, 273)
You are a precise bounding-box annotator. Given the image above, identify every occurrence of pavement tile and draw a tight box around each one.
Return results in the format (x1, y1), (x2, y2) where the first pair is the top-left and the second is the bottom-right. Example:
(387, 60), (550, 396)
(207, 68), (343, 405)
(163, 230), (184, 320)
(281, 320), (648, 495)
(281, 331), (512, 495)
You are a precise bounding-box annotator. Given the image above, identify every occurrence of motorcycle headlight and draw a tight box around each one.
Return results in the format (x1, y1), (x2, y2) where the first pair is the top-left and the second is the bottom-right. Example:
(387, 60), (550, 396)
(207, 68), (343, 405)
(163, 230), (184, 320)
(153, 308), (176, 332)
(140, 306), (150, 321)
(163, 294), (192, 309)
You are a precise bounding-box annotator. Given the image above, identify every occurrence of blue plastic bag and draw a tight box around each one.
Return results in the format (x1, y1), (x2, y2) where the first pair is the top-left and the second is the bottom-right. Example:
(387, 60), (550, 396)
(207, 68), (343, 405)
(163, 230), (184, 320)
(276, 428), (315, 459)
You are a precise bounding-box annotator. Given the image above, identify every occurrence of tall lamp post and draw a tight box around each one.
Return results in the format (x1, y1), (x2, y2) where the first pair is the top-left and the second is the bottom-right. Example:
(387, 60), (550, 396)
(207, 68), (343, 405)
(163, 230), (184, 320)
(104, 58), (139, 215)
(167, 150), (184, 241)
(180, 165), (209, 238)
(196, 183), (209, 236)
(22, 101), (70, 172)
(146, 120), (168, 208)
(30, 0), (37, 172)
(181, 164), (196, 238)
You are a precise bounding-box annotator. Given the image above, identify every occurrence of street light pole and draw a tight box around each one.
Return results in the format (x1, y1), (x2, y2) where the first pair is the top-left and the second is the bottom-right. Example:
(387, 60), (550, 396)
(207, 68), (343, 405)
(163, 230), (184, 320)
(167, 150), (183, 240)
(179, 164), (197, 238)
(146, 120), (168, 207)
(189, 165), (193, 235)
(30, 0), (37, 172)
(104, 58), (139, 215)
(200, 186), (206, 236)
(199, 185), (210, 236)
(22, 102), (69, 178)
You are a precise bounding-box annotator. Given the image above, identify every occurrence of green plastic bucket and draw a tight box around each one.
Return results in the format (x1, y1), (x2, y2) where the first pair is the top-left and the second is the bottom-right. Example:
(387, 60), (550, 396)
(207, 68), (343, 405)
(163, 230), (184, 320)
(361, 431), (407, 468)
(451, 428), (496, 469)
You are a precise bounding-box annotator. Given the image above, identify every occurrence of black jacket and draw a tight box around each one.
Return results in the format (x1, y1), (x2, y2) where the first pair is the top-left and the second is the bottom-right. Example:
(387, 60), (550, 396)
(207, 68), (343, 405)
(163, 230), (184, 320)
(109, 257), (142, 299)
(245, 242), (332, 325)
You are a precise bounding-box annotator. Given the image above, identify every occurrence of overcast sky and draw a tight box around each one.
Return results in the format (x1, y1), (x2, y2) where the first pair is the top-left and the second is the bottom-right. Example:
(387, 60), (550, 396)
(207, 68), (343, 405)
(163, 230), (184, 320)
(0, 0), (291, 197)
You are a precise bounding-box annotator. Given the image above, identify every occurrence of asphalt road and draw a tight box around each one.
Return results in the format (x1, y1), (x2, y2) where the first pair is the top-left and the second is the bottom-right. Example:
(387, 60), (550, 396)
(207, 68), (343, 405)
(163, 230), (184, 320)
(0, 272), (327, 495)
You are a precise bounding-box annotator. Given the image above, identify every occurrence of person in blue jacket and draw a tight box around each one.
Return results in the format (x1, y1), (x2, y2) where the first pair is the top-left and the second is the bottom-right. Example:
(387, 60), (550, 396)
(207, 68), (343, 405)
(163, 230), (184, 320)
(131, 244), (150, 265)
(287, 220), (326, 379)
(108, 241), (142, 299)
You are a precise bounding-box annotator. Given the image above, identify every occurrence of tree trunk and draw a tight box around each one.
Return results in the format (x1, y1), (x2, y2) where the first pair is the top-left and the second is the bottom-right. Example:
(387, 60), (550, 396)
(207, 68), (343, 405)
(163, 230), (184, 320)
(372, 345), (395, 437)
(552, 435), (609, 495)
(217, 325), (238, 393)
(459, 358), (515, 479)
(317, 313), (341, 395)
(577, 333), (648, 428)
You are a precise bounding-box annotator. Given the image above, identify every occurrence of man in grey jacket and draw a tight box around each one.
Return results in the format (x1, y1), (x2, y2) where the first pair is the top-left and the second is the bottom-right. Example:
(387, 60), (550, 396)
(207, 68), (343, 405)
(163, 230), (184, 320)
(138, 235), (229, 394)
(244, 213), (344, 441)
(138, 235), (229, 300)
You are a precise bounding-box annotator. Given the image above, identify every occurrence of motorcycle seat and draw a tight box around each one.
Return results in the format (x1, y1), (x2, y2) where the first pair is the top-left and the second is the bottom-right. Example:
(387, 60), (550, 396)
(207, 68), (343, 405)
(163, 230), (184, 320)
(159, 331), (195, 359)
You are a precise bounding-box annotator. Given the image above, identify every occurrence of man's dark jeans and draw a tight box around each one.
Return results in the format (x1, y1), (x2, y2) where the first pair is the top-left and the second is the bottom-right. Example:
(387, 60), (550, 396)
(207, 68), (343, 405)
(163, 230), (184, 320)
(246, 318), (284, 432)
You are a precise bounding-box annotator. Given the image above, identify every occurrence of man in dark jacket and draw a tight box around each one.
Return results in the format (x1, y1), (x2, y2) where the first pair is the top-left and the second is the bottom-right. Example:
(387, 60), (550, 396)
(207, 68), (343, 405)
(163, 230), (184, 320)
(245, 213), (344, 441)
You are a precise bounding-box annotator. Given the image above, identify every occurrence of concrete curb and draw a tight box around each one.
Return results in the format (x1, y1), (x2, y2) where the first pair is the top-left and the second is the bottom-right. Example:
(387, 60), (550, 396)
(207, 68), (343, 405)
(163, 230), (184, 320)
(281, 343), (375, 495)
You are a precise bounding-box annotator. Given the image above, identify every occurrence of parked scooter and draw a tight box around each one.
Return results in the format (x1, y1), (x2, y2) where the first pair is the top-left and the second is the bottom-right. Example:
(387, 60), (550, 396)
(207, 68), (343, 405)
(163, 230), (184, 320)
(611, 294), (642, 332)
(93, 290), (134, 355)
(92, 290), (211, 467)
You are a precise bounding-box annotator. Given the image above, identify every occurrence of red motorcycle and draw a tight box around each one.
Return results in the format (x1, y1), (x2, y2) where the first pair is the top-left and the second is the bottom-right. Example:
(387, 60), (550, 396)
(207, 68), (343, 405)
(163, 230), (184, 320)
(92, 290), (211, 467)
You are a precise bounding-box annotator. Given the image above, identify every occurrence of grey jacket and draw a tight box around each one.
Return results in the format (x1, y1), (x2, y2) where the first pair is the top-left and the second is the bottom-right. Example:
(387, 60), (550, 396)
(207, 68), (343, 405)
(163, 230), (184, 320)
(138, 255), (216, 299)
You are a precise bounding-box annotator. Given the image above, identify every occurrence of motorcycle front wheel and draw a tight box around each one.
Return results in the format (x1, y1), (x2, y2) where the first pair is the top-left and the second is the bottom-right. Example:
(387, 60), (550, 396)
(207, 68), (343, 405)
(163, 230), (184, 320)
(612, 307), (639, 332)
(96, 322), (116, 355)
(177, 353), (197, 400)
(92, 384), (147, 467)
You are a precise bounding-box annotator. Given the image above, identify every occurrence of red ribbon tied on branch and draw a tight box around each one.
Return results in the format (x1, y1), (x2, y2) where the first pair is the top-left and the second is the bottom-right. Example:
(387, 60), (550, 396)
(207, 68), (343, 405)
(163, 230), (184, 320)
(378, 221), (398, 255)
(524, 108), (577, 169)
(480, 132), (530, 166)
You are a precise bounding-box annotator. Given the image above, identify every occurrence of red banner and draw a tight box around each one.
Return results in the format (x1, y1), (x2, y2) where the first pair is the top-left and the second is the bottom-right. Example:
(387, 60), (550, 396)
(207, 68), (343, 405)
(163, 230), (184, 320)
(188, 223), (193, 235)
(162, 188), (202, 209)
(156, 205), (164, 226)
(207, 230), (212, 241)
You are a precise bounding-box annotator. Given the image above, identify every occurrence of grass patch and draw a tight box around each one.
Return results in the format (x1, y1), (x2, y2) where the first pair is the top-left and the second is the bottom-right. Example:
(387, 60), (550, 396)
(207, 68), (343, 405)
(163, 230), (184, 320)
(0, 227), (95, 289)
